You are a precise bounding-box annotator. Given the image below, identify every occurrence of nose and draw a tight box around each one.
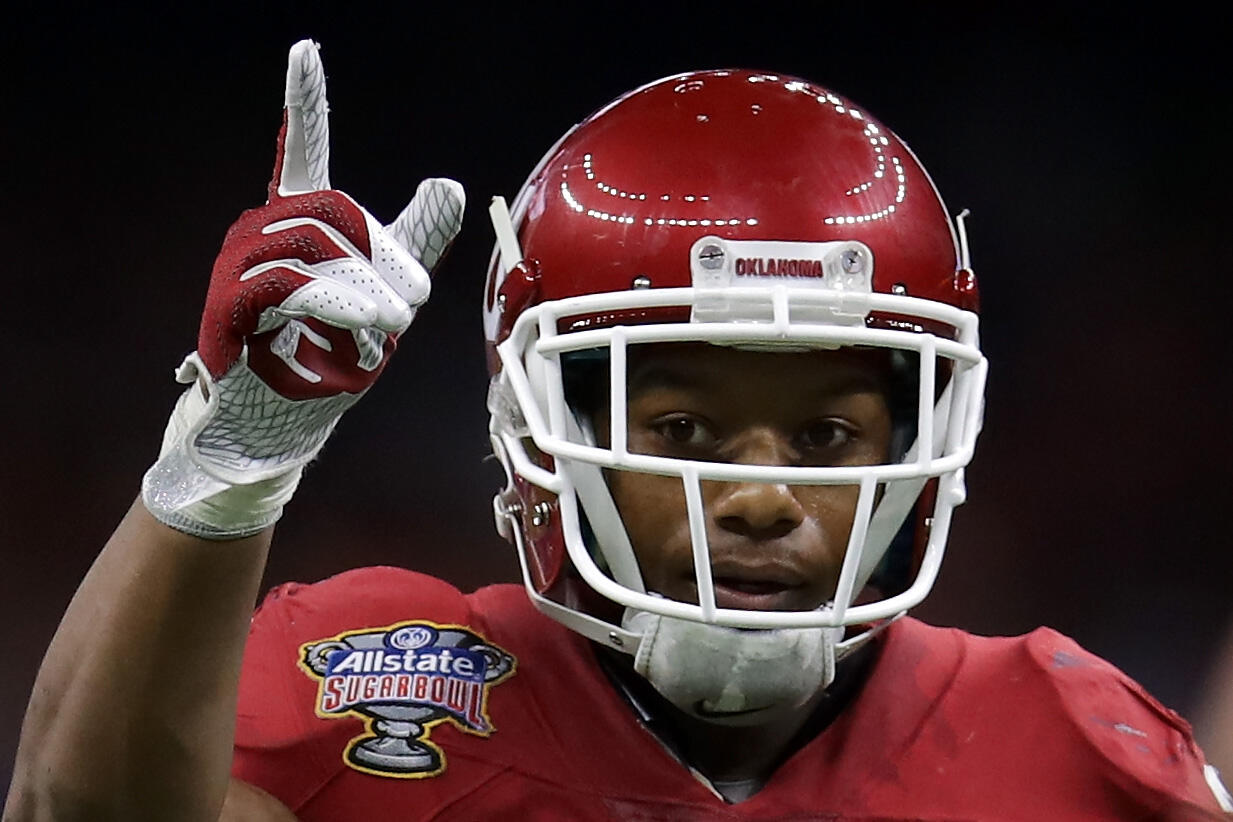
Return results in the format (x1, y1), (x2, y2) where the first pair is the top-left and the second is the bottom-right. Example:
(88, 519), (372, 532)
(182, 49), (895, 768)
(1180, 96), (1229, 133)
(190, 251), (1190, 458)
(710, 429), (805, 540)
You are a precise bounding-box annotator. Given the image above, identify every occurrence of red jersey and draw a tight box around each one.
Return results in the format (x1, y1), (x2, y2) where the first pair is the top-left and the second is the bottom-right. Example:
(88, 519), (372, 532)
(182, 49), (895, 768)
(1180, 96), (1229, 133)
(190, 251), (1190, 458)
(232, 566), (1228, 820)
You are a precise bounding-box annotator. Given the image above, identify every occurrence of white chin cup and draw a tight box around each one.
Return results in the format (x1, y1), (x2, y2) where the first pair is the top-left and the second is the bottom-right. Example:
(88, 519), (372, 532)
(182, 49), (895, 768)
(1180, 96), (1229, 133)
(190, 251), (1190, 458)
(624, 610), (840, 726)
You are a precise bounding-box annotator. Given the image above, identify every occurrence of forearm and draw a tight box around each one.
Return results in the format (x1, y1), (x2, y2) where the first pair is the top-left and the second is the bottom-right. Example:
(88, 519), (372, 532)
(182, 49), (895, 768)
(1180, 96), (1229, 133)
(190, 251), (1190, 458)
(6, 498), (272, 822)
(6, 38), (460, 821)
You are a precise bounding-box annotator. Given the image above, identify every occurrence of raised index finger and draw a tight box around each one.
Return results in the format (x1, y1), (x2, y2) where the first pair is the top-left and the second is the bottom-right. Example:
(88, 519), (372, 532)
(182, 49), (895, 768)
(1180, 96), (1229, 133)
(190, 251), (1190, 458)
(272, 39), (330, 197)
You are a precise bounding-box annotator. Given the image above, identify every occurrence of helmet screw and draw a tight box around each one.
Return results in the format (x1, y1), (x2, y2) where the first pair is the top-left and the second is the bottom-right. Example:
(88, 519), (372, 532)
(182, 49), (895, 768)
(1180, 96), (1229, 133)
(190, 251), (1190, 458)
(632, 275), (652, 289)
(608, 632), (625, 647)
(891, 282), (908, 295)
(698, 243), (725, 270)
(530, 501), (552, 527)
(497, 293), (508, 312)
(841, 248), (866, 275)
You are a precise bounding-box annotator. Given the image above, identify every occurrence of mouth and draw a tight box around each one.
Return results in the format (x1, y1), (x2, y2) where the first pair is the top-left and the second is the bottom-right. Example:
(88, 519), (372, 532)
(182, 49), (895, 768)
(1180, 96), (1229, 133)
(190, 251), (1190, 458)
(681, 556), (818, 611)
(710, 577), (806, 611)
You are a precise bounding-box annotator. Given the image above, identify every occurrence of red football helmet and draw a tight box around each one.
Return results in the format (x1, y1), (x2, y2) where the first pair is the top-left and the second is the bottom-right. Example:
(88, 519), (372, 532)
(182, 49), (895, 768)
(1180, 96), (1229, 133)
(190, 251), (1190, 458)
(483, 70), (985, 678)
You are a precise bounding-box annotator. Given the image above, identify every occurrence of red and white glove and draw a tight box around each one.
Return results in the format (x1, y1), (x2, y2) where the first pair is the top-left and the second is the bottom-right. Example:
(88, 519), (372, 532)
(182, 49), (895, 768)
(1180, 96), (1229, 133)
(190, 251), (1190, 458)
(142, 40), (464, 539)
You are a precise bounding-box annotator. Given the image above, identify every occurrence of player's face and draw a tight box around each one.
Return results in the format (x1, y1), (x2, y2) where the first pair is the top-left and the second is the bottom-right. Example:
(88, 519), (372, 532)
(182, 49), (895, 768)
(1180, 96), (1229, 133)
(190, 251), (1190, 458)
(598, 343), (893, 613)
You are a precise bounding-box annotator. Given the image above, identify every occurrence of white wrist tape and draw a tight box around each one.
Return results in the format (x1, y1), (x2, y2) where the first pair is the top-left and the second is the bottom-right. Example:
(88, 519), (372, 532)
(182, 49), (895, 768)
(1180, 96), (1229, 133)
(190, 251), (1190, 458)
(141, 362), (305, 540)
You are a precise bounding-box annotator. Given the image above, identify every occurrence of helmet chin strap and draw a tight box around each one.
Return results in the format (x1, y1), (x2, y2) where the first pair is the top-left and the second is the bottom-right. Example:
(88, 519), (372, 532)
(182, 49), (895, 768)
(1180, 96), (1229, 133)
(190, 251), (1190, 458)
(623, 609), (845, 727)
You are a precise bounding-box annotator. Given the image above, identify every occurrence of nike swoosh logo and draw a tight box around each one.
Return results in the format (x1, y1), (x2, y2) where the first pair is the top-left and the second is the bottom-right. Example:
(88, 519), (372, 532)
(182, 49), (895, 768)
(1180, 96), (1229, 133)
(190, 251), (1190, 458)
(692, 700), (773, 719)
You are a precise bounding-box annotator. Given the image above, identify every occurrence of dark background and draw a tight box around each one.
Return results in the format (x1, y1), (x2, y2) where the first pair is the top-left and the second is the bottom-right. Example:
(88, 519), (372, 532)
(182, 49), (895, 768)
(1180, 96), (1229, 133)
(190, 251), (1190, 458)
(3, 3), (1230, 788)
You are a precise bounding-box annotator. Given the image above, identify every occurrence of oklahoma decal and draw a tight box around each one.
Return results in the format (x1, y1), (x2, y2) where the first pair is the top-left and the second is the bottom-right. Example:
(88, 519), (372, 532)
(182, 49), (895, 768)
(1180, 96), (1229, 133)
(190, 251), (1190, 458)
(299, 620), (516, 778)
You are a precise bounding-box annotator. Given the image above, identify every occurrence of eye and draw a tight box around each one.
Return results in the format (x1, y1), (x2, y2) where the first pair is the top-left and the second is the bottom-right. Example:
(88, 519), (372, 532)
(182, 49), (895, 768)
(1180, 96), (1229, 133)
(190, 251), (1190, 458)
(652, 415), (717, 450)
(798, 418), (857, 452)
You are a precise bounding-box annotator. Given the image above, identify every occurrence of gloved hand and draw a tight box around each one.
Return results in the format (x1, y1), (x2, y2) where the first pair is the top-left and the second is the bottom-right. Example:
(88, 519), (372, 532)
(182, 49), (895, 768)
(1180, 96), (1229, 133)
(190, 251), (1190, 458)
(142, 40), (464, 539)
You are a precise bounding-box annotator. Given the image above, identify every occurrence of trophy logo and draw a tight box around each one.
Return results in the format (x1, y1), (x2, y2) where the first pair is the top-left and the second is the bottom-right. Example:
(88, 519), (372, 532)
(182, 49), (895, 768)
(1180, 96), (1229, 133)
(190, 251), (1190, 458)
(299, 620), (516, 778)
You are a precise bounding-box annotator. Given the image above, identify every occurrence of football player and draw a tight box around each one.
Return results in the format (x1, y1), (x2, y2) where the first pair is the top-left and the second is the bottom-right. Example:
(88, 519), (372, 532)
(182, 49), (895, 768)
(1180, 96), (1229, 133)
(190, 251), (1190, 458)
(7, 40), (1231, 820)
